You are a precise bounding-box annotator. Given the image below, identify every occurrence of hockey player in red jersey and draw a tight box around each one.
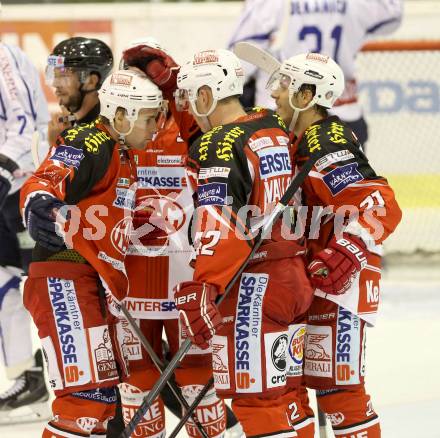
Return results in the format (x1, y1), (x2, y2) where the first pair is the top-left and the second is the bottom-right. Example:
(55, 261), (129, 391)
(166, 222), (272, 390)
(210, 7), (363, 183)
(268, 53), (402, 437)
(19, 69), (165, 437)
(123, 45), (315, 438)
(112, 37), (228, 438)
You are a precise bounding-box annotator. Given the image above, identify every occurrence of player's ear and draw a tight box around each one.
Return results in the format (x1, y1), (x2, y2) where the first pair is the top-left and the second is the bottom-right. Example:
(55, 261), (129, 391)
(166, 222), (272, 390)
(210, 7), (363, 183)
(199, 86), (213, 111)
(300, 88), (314, 107)
(84, 72), (100, 91)
(113, 107), (129, 132)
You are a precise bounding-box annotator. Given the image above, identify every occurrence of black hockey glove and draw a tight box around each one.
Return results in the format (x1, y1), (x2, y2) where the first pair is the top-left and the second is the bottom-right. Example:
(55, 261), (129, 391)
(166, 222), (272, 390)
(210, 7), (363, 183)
(0, 154), (19, 208)
(25, 194), (67, 252)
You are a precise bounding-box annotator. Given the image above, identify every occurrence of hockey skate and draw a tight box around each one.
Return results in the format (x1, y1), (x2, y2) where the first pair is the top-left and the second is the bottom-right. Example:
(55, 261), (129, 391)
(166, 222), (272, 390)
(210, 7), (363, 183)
(0, 349), (51, 424)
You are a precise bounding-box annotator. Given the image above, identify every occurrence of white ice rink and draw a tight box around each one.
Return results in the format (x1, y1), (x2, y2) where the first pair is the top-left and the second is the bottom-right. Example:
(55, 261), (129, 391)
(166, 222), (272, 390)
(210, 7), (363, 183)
(1, 264), (439, 438)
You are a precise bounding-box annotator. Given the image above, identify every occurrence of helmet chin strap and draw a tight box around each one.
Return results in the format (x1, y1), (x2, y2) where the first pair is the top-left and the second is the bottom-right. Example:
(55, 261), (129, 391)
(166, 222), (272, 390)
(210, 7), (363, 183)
(190, 99), (218, 132)
(288, 94), (317, 133)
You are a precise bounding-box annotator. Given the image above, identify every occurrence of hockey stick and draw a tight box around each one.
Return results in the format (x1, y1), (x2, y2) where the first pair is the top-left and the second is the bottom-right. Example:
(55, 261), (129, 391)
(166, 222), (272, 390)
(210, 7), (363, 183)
(119, 304), (210, 438)
(233, 41), (281, 76)
(120, 150), (324, 438)
(317, 405), (329, 438)
(168, 376), (214, 438)
(31, 130), (41, 168)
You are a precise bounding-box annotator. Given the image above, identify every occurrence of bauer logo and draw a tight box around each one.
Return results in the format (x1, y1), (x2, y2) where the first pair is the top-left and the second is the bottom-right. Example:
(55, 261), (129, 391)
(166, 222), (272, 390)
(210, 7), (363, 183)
(265, 332), (288, 389)
(47, 277), (91, 388)
(336, 307), (361, 385)
(198, 182), (228, 206)
(258, 146), (292, 179)
(235, 273), (268, 393)
(323, 162), (363, 195)
(50, 145), (84, 169)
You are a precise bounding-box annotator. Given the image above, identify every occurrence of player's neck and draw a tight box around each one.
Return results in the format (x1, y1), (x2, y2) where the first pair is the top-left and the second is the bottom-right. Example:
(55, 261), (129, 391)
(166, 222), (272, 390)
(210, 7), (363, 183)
(294, 111), (324, 137)
(210, 100), (246, 127)
(73, 92), (99, 122)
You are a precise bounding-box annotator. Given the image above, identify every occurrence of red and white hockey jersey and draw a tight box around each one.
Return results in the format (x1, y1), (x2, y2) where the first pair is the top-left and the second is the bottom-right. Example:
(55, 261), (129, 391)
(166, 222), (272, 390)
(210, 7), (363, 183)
(124, 116), (194, 319)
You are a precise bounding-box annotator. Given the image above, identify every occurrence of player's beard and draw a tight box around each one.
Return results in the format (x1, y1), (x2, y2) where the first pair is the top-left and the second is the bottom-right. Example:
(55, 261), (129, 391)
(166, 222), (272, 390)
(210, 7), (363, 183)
(63, 90), (83, 113)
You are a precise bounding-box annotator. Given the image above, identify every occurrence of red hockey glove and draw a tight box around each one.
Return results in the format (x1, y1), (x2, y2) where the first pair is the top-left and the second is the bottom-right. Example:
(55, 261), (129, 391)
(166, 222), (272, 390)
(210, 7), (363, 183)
(174, 281), (223, 349)
(308, 234), (368, 295)
(123, 45), (179, 96)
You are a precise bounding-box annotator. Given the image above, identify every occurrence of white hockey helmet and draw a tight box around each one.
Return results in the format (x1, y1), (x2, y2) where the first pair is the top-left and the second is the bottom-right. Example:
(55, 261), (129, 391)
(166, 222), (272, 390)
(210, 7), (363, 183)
(175, 49), (245, 117)
(99, 69), (164, 133)
(271, 52), (344, 109)
(119, 36), (169, 70)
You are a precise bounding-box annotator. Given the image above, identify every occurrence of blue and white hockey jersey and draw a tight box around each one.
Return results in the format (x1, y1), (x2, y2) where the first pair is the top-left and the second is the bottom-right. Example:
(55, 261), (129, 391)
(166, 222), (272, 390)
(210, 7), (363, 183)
(229, 0), (403, 121)
(0, 43), (49, 193)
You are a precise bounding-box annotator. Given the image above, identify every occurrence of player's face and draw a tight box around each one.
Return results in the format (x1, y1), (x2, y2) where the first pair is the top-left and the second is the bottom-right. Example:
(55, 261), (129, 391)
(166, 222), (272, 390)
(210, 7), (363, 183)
(270, 74), (294, 126)
(51, 68), (83, 111)
(124, 108), (161, 150)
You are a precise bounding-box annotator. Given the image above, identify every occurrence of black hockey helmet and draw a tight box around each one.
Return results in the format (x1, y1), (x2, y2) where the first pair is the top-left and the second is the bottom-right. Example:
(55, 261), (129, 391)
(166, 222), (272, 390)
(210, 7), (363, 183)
(48, 37), (113, 87)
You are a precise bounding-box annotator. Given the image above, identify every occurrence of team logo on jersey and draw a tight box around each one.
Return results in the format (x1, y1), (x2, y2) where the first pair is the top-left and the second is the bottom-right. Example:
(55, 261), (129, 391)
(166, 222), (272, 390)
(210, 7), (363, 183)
(134, 194), (187, 241)
(50, 145), (84, 169)
(327, 412), (345, 426)
(323, 162), (364, 195)
(110, 217), (133, 255)
(258, 146), (292, 179)
(76, 417), (99, 433)
(197, 182), (228, 206)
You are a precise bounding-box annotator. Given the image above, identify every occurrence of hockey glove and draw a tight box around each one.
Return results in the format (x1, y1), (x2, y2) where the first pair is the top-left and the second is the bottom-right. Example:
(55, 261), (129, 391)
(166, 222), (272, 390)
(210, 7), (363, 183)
(308, 234), (368, 295)
(174, 281), (223, 349)
(25, 194), (67, 252)
(122, 45), (179, 97)
(0, 154), (19, 208)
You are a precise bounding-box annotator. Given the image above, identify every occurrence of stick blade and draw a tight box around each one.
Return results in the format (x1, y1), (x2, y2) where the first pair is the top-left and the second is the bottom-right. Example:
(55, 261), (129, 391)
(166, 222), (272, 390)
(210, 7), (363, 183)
(233, 42), (281, 74)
